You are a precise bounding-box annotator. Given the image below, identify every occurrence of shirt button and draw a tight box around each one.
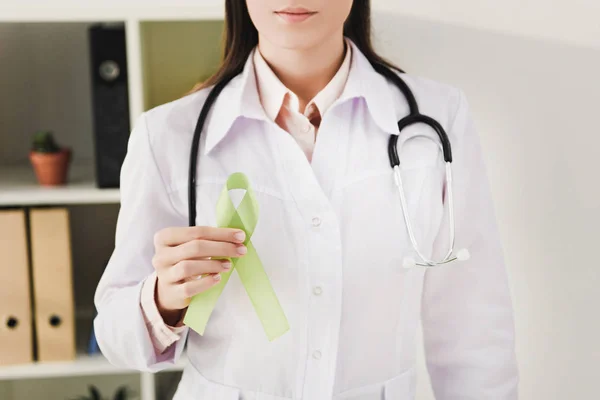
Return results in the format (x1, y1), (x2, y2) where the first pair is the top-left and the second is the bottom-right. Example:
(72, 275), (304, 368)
(313, 350), (322, 360)
(313, 286), (323, 296)
(303, 123), (312, 133)
(311, 217), (321, 227)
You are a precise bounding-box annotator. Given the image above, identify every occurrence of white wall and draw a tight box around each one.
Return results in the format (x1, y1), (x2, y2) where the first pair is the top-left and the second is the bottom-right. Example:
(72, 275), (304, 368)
(0, 24), (35, 164)
(0, 23), (94, 165)
(376, 0), (600, 50)
(373, 9), (600, 400)
(2, 0), (598, 48)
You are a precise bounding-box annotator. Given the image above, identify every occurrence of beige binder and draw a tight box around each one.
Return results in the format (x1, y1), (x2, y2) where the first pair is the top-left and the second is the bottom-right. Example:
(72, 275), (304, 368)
(0, 209), (34, 366)
(29, 207), (76, 362)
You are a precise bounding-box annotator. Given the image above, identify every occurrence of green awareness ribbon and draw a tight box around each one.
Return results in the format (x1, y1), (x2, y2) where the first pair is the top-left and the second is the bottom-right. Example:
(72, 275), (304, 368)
(183, 172), (290, 341)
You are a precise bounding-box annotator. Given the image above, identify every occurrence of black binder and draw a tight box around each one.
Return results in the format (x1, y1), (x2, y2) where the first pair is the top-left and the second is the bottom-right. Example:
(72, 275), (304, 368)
(88, 23), (131, 188)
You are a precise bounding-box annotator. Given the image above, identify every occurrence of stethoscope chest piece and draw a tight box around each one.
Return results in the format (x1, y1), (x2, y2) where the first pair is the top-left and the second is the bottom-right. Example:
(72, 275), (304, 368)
(188, 60), (470, 270)
(390, 107), (468, 269)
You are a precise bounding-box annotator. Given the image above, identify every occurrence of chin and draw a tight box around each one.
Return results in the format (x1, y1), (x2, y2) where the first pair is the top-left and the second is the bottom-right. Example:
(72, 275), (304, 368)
(264, 28), (326, 51)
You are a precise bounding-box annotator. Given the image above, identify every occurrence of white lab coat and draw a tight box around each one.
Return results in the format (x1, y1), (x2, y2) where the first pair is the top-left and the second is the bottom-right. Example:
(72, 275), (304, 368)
(94, 40), (519, 399)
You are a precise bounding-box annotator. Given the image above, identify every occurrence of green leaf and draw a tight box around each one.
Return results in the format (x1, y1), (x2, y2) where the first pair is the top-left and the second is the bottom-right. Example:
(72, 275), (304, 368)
(90, 385), (102, 400)
(114, 385), (136, 400)
(32, 130), (60, 153)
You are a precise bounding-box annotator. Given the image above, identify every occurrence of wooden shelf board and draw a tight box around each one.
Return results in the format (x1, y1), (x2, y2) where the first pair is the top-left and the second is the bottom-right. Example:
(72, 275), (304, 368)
(0, 163), (120, 206)
(0, 4), (225, 22)
(0, 353), (186, 381)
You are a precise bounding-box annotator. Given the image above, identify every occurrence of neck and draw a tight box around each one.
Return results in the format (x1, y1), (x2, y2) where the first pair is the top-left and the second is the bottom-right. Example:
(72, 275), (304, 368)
(257, 32), (346, 110)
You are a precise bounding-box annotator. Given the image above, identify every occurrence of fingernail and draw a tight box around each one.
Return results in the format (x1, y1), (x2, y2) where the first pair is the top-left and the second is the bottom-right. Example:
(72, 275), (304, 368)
(237, 245), (247, 255)
(213, 273), (222, 281)
(234, 231), (246, 242)
(222, 261), (232, 269)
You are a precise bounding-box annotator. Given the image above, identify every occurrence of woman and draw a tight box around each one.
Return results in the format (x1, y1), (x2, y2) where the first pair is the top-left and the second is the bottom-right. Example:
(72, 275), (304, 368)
(94, 0), (519, 399)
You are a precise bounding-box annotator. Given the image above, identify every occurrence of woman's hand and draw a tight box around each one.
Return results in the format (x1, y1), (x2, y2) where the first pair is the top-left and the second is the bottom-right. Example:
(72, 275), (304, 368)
(152, 226), (247, 325)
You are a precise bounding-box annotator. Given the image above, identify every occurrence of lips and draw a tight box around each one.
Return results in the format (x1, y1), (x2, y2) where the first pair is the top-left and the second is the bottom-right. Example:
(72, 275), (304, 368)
(275, 7), (317, 23)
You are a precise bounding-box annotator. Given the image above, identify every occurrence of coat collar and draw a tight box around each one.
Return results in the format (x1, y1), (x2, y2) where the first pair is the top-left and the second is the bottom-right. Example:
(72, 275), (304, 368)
(203, 39), (402, 155)
(339, 40), (402, 136)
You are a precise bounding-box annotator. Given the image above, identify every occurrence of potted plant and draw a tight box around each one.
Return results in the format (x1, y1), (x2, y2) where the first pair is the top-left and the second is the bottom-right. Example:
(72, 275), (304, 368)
(29, 130), (72, 186)
(70, 385), (102, 400)
(70, 384), (138, 400)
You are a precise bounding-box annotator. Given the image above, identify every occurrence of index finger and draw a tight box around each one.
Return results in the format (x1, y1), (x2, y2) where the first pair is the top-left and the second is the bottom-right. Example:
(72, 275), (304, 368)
(155, 226), (246, 247)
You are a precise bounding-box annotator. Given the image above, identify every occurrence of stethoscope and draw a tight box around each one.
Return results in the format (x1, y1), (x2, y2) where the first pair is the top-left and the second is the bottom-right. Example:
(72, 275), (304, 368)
(188, 59), (470, 269)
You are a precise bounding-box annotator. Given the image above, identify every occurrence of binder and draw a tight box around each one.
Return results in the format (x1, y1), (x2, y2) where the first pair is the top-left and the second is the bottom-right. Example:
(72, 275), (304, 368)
(29, 207), (76, 362)
(0, 209), (34, 366)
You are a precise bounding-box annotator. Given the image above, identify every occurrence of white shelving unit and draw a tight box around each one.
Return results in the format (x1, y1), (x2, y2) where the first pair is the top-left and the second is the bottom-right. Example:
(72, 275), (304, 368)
(0, 354), (187, 381)
(0, 163), (120, 206)
(0, 3), (225, 400)
(0, 3), (226, 137)
(0, 2), (225, 23)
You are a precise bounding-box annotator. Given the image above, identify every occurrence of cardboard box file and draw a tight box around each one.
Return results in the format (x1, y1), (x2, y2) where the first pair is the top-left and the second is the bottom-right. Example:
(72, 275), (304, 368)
(0, 209), (34, 366)
(29, 207), (76, 362)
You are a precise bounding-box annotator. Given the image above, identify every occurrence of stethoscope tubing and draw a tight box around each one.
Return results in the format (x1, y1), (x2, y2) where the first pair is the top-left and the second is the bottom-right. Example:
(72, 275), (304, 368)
(188, 59), (465, 268)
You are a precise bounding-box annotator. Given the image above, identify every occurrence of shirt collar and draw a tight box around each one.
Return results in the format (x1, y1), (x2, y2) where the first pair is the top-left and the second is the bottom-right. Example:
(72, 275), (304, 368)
(203, 38), (402, 155)
(253, 39), (352, 120)
(252, 48), (289, 121)
(310, 40), (352, 117)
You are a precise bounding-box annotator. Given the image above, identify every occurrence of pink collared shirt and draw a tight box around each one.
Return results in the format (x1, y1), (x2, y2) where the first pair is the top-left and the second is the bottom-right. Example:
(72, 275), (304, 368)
(140, 43), (352, 354)
(253, 41), (352, 161)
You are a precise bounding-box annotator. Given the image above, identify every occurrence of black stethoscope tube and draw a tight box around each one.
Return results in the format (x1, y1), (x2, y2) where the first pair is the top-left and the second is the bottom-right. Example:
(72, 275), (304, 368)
(188, 62), (453, 227)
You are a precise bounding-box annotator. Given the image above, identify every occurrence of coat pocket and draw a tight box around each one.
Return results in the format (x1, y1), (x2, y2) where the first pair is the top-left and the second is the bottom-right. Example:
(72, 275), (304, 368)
(333, 366), (416, 400)
(383, 366), (416, 399)
(174, 364), (241, 400)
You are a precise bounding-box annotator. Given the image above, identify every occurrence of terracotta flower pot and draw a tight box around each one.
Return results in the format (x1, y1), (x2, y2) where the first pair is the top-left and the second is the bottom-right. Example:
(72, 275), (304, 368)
(29, 148), (72, 186)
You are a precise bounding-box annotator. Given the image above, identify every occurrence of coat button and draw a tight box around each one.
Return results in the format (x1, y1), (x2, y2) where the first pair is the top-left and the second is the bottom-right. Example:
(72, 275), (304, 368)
(313, 286), (323, 296)
(313, 350), (322, 360)
(311, 217), (321, 227)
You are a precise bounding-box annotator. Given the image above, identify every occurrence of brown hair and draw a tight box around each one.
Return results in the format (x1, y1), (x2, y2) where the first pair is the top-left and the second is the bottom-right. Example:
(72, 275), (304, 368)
(190, 0), (403, 93)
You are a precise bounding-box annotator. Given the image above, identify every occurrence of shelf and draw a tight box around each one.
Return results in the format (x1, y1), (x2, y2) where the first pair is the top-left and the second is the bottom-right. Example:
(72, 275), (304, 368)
(0, 354), (187, 381)
(0, 3), (224, 22)
(0, 163), (120, 206)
